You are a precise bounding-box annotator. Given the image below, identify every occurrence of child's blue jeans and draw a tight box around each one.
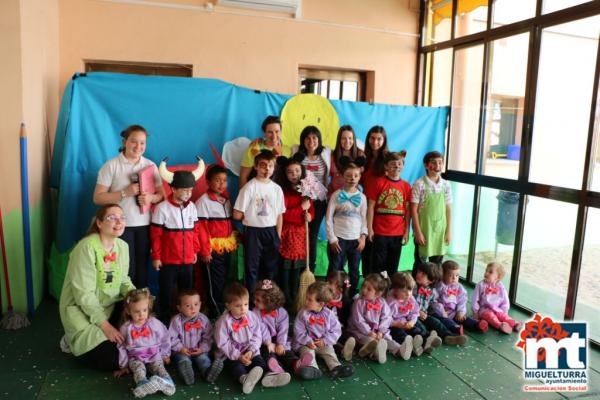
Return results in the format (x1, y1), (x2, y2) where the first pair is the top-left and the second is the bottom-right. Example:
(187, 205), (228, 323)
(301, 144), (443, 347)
(172, 352), (212, 376)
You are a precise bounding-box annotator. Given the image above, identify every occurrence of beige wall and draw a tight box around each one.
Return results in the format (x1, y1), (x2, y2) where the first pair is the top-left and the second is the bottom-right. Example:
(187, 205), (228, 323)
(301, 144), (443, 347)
(58, 0), (419, 116)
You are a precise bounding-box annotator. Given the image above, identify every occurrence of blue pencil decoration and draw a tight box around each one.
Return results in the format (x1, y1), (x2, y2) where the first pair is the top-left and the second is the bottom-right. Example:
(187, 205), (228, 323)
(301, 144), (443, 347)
(19, 123), (34, 316)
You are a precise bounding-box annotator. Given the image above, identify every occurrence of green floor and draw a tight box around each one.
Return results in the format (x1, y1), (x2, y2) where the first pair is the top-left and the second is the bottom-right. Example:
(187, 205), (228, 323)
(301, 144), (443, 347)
(1, 299), (599, 400)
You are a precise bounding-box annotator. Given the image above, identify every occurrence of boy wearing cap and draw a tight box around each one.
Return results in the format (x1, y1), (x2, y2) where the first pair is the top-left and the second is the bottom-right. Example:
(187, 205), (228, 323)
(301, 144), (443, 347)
(151, 157), (205, 322)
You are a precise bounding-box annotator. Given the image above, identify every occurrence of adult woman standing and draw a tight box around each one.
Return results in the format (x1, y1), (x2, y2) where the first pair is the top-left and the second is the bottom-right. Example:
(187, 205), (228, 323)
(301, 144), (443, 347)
(238, 115), (291, 188)
(329, 125), (366, 195)
(59, 204), (135, 371)
(293, 125), (331, 272)
(93, 125), (163, 288)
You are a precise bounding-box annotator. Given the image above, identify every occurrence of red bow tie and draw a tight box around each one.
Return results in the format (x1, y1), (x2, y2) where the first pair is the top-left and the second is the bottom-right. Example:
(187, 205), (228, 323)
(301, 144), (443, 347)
(232, 318), (248, 332)
(261, 309), (278, 319)
(418, 287), (431, 297)
(447, 288), (459, 297)
(327, 300), (343, 309)
(131, 326), (151, 340)
(399, 302), (413, 313)
(366, 301), (381, 311)
(486, 287), (500, 295)
(308, 315), (325, 326)
(184, 320), (202, 332)
(104, 252), (116, 263)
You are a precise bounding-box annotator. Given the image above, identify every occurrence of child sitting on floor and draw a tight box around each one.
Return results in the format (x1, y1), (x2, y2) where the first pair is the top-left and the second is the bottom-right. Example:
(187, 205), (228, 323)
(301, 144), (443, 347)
(116, 288), (175, 398)
(168, 289), (223, 385)
(472, 262), (522, 334)
(325, 270), (356, 361)
(293, 281), (354, 379)
(431, 261), (488, 334)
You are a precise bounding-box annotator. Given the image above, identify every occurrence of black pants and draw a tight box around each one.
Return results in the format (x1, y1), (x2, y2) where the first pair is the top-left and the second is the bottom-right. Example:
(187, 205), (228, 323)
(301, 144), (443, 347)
(412, 238), (443, 276)
(260, 344), (298, 371)
(361, 239), (373, 277)
(421, 315), (454, 338)
(278, 259), (303, 307)
(327, 238), (360, 298)
(158, 264), (193, 321)
(390, 321), (428, 344)
(79, 301), (123, 371)
(225, 355), (267, 381)
(121, 225), (151, 288)
(372, 235), (403, 277)
(436, 314), (480, 332)
(244, 226), (280, 293)
(307, 199), (327, 272)
(203, 252), (230, 318)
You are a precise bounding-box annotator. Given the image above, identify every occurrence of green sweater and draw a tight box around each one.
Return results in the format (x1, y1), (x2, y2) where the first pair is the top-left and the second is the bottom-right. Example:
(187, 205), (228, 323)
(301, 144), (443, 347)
(59, 234), (135, 356)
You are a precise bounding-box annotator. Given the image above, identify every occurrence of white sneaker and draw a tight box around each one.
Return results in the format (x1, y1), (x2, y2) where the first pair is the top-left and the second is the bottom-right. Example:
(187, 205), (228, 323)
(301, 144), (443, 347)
(59, 335), (71, 354)
(375, 340), (387, 364)
(397, 336), (413, 360)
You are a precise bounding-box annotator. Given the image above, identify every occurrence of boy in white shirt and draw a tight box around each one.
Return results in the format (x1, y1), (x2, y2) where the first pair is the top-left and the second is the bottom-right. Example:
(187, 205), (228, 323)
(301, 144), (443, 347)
(233, 150), (285, 293)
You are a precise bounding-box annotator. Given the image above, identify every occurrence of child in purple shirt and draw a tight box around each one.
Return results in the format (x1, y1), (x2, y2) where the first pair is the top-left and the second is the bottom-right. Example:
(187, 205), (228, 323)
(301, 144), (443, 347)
(293, 281), (354, 379)
(168, 289), (223, 385)
(387, 272), (440, 357)
(325, 271), (355, 361)
(214, 282), (288, 394)
(252, 279), (313, 379)
(348, 273), (411, 362)
(431, 261), (488, 334)
(115, 288), (175, 398)
(472, 262), (522, 334)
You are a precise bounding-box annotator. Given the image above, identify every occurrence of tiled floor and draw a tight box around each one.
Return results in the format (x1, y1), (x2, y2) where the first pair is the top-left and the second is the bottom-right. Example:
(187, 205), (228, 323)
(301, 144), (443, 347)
(1, 299), (598, 399)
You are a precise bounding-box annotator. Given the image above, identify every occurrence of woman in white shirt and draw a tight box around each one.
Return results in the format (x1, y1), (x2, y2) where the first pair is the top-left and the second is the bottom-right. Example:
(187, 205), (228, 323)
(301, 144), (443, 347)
(93, 125), (164, 288)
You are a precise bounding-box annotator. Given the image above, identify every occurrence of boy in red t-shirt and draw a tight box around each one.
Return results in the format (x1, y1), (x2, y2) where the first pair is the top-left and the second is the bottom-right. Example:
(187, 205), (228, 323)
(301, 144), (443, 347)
(366, 151), (411, 277)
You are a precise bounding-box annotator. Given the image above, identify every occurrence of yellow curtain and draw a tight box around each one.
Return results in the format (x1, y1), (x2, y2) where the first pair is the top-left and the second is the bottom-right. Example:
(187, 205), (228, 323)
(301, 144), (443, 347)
(431, 0), (488, 25)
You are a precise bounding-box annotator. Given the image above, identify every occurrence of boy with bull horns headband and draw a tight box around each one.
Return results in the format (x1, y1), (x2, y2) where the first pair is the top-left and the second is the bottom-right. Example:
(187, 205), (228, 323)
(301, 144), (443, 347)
(151, 156), (205, 322)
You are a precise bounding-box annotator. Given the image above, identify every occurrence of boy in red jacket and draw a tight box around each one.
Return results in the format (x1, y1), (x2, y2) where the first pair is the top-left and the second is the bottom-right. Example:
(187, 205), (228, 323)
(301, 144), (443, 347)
(151, 158), (204, 322)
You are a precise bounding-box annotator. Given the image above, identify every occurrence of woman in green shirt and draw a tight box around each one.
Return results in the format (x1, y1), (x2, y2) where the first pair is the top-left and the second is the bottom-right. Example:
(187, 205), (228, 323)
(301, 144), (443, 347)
(59, 204), (135, 370)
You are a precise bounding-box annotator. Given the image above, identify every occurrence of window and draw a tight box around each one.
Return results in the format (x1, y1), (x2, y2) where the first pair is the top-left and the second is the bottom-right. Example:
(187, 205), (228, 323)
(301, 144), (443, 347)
(299, 68), (366, 102)
(423, 0), (453, 45)
(455, 0), (488, 38)
(446, 181), (475, 278)
(492, 0), (536, 27)
(84, 60), (193, 77)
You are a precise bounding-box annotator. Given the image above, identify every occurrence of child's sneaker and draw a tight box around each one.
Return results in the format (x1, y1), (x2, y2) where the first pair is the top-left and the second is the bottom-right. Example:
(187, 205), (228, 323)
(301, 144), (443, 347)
(342, 337), (355, 361)
(424, 331), (442, 353)
(59, 335), (71, 354)
(150, 375), (176, 396)
(500, 322), (512, 334)
(206, 357), (224, 383)
(396, 336), (413, 360)
(267, 357), (285, 374)
(444, 334), (468, 346)
(478, 319), (489, 333)
(132, 378), (159, 398)
(513, 321), (523, 332)
(374, 339), (387, 364)
(358, 339), (378, 358)
(330, 364), (354, 379)
(240, 366), (263, 394)
(177, 358), (195, 385)
(412, 335), (424, 357)
(261, 372), (291, 387)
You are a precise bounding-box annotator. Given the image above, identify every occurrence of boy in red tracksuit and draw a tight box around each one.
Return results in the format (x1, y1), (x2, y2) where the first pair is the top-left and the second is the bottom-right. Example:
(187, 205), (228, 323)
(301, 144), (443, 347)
(152, 157), (205, 322)
(196, 165), (238, 318)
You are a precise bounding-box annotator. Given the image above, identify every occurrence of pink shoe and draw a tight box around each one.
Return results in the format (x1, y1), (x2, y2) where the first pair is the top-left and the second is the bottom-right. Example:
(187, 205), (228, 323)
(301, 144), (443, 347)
(499, 322), (512, 334)
(478, 319), (489, 333)
(267, 357), (285, 374)
(295, 352), (314, 370)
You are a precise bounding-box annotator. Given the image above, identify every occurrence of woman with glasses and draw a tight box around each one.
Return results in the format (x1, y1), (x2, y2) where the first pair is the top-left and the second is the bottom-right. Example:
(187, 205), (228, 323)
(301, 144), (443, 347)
(59, 204), (136, 372)
(93, 125), (163, 288)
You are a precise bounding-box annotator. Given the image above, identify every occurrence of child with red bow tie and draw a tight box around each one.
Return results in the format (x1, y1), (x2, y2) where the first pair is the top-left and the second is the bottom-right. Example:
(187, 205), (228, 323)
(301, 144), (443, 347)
(348, 273), (408, 363)
(293, 281), (354, 380)
(413, 262), (468, 347)
(116, 288), (175, 398)
(251, 279), (310, 383)
(214, 282), (287, 394)
(325, 271), (356, 361)
(431, 261), (489, 335)
(472, 262), (522, 334)
(168, 289), (222, 385)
